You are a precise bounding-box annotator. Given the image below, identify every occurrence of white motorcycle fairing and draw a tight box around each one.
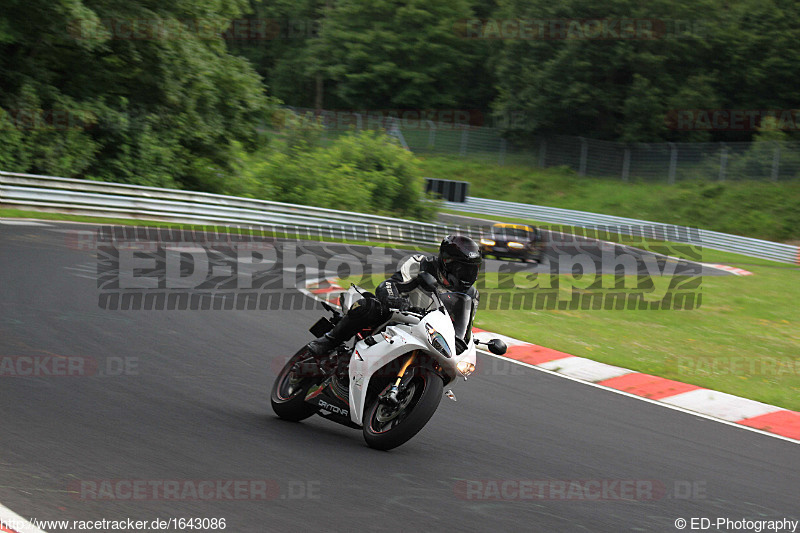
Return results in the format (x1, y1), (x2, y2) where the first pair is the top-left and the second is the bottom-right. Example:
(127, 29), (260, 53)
(271, 277), (507, 450)
(341, 286), (477, 426)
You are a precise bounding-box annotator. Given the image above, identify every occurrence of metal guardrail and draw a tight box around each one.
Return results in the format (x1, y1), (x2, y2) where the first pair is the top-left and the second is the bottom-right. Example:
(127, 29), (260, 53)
(2, 171), (797, 263)
(0, 171), (452, 246)
(444, 197), (800, 264)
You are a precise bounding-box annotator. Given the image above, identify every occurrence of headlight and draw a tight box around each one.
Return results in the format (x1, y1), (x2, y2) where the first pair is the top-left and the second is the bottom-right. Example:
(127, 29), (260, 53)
(507, 241), (525, 249)
(425, 323), (452, 358)
(457, 360), (475, 377)
(480, 238), (496, 246)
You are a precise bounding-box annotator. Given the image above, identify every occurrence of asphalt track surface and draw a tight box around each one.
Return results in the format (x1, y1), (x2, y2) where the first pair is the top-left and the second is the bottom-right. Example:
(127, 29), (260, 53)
(1, 222), (798, 532)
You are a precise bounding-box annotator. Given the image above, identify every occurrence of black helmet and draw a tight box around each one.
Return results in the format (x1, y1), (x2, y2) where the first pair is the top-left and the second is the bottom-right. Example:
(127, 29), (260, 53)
(438, 235), (482, 292)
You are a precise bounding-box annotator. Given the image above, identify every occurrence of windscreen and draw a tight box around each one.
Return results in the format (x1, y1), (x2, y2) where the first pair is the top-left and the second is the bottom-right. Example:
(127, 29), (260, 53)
(439, 292), (474, 340)
(493, 227), (531, 240)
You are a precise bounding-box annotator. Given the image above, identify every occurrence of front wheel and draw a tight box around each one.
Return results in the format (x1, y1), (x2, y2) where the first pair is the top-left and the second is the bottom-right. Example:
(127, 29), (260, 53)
(270, 348), (321, 421)
(362, 370), (444, 450)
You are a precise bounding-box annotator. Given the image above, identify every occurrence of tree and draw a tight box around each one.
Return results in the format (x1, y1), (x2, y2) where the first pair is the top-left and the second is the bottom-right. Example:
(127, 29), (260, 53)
(315, 0), (480, 111)
(0, 0), (275, 190)
(490, 0), (800, 142)
(227, 0), (327, 109)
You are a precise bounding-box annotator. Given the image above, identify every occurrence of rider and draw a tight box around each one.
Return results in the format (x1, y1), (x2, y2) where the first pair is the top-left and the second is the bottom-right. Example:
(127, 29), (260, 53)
(306, 235), (482, 358)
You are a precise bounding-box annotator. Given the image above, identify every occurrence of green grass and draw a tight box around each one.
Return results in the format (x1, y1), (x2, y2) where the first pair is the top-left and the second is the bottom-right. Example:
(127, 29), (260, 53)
(474, 262), (800, 412)
(419, 155), (800, 243)
(374, 182), (800, 411)
(338, 255), (800, 411)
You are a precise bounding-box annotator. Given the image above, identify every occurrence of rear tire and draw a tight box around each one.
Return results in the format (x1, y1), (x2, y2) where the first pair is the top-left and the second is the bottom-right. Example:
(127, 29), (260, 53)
(362, 370), (444, 450)
(270, 349), (320, 421)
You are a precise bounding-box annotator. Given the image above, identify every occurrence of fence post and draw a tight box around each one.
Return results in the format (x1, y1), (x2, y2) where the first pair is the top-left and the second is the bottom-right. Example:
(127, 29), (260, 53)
(387, 118), (409, 150)
(427, 120), (436, 150)
(579, 137), (588, 176)
(771, 142), (781, 181)
(539, 139), (547, 168)
(499, 138), (507, 166)
(621, 146), (631, 182)
(668, 142), (677, 184)
(718, 143), (728, 182)
(459, 126), (469, 156)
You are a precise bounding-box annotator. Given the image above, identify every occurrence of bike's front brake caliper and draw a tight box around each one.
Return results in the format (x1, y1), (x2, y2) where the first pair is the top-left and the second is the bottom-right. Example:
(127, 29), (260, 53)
(381, 353), (417, 407)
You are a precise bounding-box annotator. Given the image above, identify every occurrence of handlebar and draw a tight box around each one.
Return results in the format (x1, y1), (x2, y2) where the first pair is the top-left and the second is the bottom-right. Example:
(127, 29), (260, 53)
(384, 302), (428, 315)
(387, 306), (428, 325)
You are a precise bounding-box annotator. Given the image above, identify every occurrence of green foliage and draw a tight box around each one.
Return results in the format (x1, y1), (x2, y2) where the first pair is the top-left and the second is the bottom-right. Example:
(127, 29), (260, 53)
(238, 121), (436, 220)
(5, 0), (800, 230)
(228, 0), (325, 108)
(492, 0), (800, 142)
(0, 0), (275, 188)
(724, 118), (800, 182)
(230, 0), (496, 111)
(315, 0), (484, 110)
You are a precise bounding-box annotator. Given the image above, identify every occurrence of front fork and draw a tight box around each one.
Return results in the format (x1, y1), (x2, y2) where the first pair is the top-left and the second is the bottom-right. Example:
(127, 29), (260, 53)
(382, 352), (416, 406)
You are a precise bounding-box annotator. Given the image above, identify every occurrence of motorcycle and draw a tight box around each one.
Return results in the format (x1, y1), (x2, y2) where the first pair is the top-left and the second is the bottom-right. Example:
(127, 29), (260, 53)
(270, 272), (508, 450)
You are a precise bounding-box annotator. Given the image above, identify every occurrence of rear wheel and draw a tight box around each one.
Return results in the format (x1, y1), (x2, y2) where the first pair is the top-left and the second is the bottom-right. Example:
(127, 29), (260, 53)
(270, 349), (321, 421)
(362, 370), (444, 450)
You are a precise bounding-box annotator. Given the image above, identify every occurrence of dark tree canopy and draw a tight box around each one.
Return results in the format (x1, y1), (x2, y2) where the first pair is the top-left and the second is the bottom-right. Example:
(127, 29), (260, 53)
(2, 0), (798, 193)
(0, 0), (274, 190)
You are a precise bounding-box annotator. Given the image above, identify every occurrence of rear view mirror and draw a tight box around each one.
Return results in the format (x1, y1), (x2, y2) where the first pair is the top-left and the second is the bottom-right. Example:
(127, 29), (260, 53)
(487, 339), (507, 355)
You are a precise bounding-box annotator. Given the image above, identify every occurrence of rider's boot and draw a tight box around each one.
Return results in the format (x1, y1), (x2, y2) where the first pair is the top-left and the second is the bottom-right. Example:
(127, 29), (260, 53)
(306, 312), (363, 360)
(306, 332), (339, 359)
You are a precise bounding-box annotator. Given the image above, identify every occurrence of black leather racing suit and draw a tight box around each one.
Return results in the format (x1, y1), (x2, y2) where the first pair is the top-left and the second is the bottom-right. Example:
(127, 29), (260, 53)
(320, 254), (479, 347)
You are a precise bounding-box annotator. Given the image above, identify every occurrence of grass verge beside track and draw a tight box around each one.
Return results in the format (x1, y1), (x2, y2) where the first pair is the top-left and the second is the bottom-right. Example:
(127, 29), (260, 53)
(420, 155), (800, 243)
(474, 263), (800, 412)
(339, 256), (800, 412)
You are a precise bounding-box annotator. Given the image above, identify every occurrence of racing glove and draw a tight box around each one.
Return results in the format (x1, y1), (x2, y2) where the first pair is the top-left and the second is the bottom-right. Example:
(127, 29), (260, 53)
(384, 295), (410, 311)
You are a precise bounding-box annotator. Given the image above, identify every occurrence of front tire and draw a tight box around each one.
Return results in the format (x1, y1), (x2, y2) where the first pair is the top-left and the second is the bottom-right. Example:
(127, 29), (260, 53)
(362, 370), (444, 450)
(270, 348), (320, 421)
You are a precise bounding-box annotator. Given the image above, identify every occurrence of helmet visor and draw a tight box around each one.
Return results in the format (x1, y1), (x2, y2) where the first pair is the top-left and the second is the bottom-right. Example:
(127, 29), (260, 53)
(446, 260), (480, 289)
